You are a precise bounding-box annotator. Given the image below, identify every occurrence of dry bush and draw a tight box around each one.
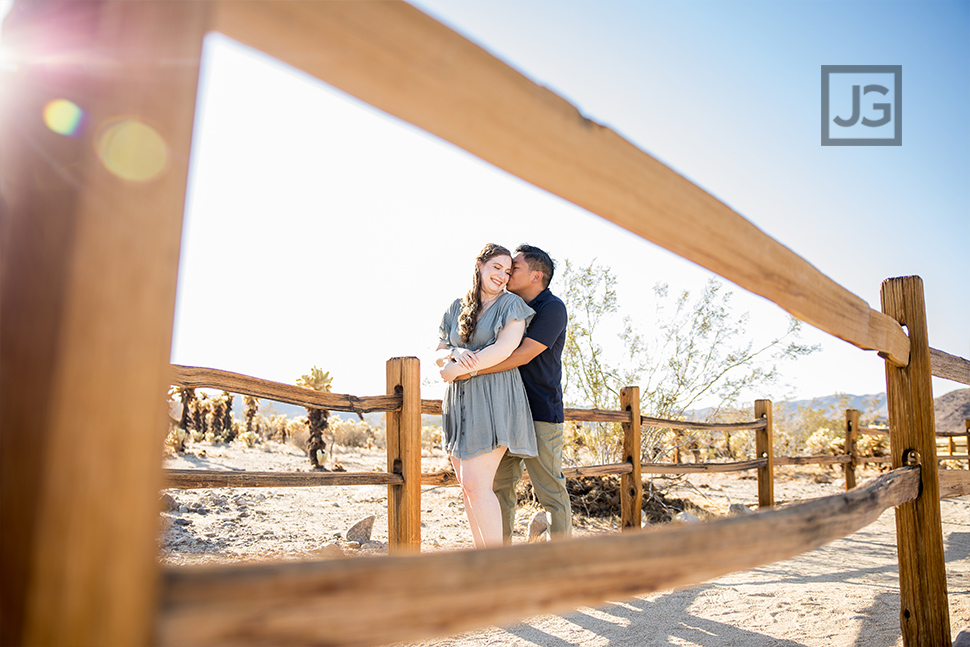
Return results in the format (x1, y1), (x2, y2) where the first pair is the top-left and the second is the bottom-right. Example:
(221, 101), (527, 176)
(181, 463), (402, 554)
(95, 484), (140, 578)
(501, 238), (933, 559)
(422, 424), (442, 451)
(164, 425), (187, 455)
(330, 418), (374, 448)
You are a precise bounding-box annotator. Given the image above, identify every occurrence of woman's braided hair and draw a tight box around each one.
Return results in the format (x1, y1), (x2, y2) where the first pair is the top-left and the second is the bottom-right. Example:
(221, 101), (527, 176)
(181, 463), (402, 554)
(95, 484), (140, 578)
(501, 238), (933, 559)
(458, 243), (511, 343)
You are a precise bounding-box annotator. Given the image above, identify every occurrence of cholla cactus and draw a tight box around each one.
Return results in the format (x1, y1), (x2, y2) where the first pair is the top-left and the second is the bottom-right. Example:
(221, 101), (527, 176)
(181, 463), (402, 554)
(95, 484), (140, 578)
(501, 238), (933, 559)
(242, 395), (260, 437)
(296, 366), (332, 470)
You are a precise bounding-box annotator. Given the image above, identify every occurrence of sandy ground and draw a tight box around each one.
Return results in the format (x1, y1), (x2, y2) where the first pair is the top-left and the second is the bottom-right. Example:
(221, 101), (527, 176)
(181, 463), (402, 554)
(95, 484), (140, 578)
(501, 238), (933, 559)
(161, 440), (969, 646)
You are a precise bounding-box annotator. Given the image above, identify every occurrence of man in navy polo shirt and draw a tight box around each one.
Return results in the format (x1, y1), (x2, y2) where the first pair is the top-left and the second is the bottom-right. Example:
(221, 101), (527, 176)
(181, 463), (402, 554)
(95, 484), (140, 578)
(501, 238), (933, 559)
(459, 244), (570, 542)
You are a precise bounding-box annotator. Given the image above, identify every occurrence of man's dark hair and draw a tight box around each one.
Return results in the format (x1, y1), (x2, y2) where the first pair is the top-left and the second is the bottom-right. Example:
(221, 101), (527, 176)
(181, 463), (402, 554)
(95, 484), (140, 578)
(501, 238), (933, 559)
(516, 244), (556, 289)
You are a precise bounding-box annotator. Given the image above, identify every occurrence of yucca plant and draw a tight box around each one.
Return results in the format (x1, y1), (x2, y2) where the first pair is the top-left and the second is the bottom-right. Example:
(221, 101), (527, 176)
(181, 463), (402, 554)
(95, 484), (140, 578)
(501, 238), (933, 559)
(296, 366), (332, 470)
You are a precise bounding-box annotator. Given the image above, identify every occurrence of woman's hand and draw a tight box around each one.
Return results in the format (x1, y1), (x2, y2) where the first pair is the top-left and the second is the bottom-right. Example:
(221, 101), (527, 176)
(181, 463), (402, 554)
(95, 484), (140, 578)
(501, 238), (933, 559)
(439, 361), (463, 383)
(435, 345), (455, 368)
(451, 348), (480, 371)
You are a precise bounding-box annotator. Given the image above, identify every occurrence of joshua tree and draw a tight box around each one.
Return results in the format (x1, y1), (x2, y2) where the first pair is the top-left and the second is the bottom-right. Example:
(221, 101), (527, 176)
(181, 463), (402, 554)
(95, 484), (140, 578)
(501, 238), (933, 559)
(296, 366), (332, 470)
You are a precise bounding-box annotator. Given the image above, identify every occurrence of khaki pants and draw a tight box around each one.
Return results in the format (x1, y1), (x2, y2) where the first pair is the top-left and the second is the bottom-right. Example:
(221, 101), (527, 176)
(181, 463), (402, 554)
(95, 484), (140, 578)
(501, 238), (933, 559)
(493, 421), (572, 542)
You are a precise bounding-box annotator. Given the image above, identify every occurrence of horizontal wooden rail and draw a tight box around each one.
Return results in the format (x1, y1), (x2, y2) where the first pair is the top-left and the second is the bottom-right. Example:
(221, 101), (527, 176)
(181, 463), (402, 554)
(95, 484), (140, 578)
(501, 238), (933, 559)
(164, 469), (404, 488)
(157, 466), (920, 646)
(644, 416), (767, 431)
(206, 1), (911, 367)
(171, 365), (401, 414)
(939, 470), (970, 499)
(422, 463), (635, 487)
(775, 455), (852, 466)
(859, 426), (964, 439)
(930, 347), (970, 385)
(937, 429), (970, 438)
(640, 459), (766, 474)
(423, 399), (766, 431)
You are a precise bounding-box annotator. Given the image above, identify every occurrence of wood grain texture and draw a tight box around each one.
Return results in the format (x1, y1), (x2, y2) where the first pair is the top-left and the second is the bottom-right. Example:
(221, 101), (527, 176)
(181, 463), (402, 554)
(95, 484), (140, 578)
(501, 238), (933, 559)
(774, 455), (852, 466)
(422, 399), (768, 431)
(164, 470), (405, 488)
(208, 0), (909, 365)
(938, 470), (970, 499)
(0, 3), (209, 645)
(640, 459), (767, 474)
(156, 467), (919, 647)
(172, 365), (401, 413)
(929, 347), (970, 385)
(386, 357), (421, 553)
(882, 276), (950, 645)
(620, 387), (643, 531)
(755, 400), (774, 508)
(845, 409), (860, 491)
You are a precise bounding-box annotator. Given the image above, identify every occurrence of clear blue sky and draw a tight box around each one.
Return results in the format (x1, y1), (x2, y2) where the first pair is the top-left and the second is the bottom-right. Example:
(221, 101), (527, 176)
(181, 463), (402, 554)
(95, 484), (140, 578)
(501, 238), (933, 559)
(164, 1), (967, 407)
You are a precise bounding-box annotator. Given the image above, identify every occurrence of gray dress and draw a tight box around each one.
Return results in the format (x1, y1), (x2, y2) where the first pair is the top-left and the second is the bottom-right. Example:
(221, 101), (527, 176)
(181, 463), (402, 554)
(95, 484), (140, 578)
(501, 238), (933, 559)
(438, 292), (538, 460)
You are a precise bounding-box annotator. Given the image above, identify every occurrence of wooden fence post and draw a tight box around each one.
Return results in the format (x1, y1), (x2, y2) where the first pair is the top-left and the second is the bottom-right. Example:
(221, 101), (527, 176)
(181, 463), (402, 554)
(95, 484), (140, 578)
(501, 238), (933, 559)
(620, 387), (643, 531)
(0, 4), (208, 645)
(881, 276), (950, 645)
(845, 409), (860, 491)
(754, 400), (774, 509)
(965, 419), (969, 469)
(386, 357), (422, 553)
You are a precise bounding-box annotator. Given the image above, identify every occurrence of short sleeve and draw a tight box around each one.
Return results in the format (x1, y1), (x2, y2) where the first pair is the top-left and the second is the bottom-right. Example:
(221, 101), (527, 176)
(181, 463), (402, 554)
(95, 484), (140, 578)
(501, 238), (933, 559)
(438, 299), (462, 346)
(526, 298), (567, 349)
(492, 293), (535, 339)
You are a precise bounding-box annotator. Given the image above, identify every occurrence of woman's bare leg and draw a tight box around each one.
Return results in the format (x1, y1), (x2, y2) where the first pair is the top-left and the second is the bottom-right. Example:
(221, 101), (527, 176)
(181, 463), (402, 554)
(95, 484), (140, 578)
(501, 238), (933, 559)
(452, 446), (508, 548)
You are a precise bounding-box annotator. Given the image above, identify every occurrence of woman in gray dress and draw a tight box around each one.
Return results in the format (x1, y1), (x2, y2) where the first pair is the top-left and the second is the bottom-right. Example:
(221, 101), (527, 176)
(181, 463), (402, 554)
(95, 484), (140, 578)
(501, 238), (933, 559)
(436, 243), (538, 548)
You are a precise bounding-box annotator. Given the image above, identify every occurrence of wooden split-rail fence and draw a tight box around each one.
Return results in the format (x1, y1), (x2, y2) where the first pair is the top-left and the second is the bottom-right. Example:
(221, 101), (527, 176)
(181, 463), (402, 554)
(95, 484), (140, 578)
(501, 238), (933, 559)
(165, 364), (970, 531)
(3, 2), (970, 646)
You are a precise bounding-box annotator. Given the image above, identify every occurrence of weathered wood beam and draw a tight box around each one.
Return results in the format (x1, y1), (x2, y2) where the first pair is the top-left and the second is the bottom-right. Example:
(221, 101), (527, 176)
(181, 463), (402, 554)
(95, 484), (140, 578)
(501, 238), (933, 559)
(642, 416), (768, 431)
(164, 470), (404, 489)
(157, 467), (919, 647)
(620, 387), (643, 530)
(423, 398), (768, 431)
(172, 365), (401, 414)
(882, 276), (950, 645)
(938, 471), (970, 500)
(385, 357), (421, 553)
(755, 400), (774, 507)
(0, 2), (208, 644)
(929, 348), (970, 385)
(639, 459), (767, 474)
(208, 0), (909, 365)
(775, 455), (852, 466)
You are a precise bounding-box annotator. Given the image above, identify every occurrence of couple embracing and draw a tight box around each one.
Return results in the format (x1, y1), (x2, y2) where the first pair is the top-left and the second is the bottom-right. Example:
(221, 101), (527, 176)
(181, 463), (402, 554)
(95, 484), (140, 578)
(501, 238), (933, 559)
(436, 243), (570, 548)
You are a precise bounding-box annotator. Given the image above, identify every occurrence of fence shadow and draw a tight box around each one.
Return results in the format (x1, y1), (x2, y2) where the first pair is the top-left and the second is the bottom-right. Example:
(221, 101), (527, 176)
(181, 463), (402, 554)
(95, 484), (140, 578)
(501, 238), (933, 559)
(498, 585), (809, 647)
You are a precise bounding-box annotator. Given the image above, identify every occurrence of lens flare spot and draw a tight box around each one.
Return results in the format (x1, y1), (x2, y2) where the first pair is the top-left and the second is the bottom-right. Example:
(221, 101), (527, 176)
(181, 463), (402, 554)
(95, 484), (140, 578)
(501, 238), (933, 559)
(96, 118), (168, 182)
(43, 99), (84, 136)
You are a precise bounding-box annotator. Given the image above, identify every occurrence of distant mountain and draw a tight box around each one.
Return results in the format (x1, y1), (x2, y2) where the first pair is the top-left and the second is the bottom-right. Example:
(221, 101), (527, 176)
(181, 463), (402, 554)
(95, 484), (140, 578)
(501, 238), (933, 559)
(935, 388), (970, 433)
(774, 393), (888, 422)
(685, 393), (888, 423)
(224, 389), (968, 433)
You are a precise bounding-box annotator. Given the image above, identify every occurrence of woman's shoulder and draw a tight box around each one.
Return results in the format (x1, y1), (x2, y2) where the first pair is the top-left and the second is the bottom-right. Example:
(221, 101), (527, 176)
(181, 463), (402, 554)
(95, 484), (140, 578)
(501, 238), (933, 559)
(497, 291), (535, 318)
(498, 291), (528, 307)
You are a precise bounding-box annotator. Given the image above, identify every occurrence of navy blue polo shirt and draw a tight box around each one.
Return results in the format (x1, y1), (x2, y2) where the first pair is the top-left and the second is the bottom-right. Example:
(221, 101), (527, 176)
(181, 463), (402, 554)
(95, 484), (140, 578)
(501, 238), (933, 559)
(519, 288), (567, 423)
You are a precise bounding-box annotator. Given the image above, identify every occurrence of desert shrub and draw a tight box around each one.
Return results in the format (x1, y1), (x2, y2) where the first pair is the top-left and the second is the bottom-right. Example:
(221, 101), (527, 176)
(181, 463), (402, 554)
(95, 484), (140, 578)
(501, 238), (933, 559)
(164, 425), (187, 454)
(236, 429), (261, 448)
(331, 417), (374, 448)
(422, 424), (442, 451)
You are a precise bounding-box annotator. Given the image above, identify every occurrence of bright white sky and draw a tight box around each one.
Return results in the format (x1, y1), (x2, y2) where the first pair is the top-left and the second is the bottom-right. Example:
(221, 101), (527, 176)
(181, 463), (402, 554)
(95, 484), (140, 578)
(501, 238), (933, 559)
(166, 1), (968, 407)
